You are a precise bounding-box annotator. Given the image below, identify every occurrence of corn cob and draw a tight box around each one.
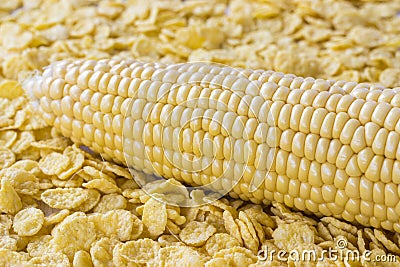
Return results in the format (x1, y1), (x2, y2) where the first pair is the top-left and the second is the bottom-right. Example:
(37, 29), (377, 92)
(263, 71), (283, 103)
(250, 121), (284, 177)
(26, 59), (400, 231)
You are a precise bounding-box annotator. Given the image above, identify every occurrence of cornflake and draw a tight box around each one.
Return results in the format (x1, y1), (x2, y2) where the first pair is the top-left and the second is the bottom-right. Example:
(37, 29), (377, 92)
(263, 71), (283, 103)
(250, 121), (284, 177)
(82, 179), (121, 194)
(12, 207), (44, 236)
(73, 250), (93, 267)
(93, 193), (127, 213)
(0, 179), (22, 214)
(41, 188), (90, 209)
(0, 147), (15, 168)
(38, 152), (70, 176)
(205, 233), (241, 257)
(142, 197), (168, 237)
(158, 245), (209, 267)
(113, 238), (160, 266)
(88, 209), (140, 241)
(50, 212), (97, 260)
(272, 222), (315, 251)
(213, 246), (257, 266)
(90, 237), (121, 267)
(179, 221), (216, 247)
(223, 210), (243, 245)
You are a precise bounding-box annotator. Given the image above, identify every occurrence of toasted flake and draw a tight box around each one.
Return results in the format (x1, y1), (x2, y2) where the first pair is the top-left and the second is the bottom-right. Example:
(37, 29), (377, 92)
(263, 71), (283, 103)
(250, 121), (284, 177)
(12, 207), (44, 236)
(57, 146), (85, 180)
(374, 229), (400, 254)
(28, 252), (70, 267)
(158, 245), (209, 267)
(0, 179), (22, 214)
(73, 250), (93, 267)
(93, 193), (127, 213)
(0, 147), (15, 168)
(41, 188), (90, 209)
(0, 130), (17, 147)
(43, 209), (70, 226)
(213, 246), (257, 266)
(236, 218), (259, 253)
(73, 189), (101, 212)
(82, 179), (121, 194)
(38, 152), (70, 175)
(142, 197), (168, 237)
(50, 213), (97, 260)
(321, 217), (357, 235)
(223, 210), (243, 245)
(88, 210), (140, 241)
(179, 221), (216, 246)
(205, 233), (241, 257)
(272, 222), (315, 251)
(113, 238), (160, 266)
(90, 237), (121, 267)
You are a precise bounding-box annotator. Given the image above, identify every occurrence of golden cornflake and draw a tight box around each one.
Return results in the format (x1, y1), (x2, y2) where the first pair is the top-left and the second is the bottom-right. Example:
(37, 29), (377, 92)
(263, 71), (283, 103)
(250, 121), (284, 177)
(0, 215), (13, 235)
(113, 238), (160, 266)
(205, 233), (241, 257)
(82, 179), (121, 194)
(142, 197), (168, 238)
(57, 146), (85, 180)
(28, 252), (70, 267)
(1, 168), (40, 195)
(0, 147), (15, 168)
(158, 245), (209, 267)
(31, 137), (70, 151)
(93, 193), (127, 213)
(73, 189), (101, 212)
(374, 229), (400, 254)
(0, 130), (17, 147)
(0, 249), (29, 267)
(50, 212), (97, 260)
(213, 246), (257, 266)
(73, 250), (93, 267)
(26, 235), (55, 257)
(236, 218), (259, 253)
(41, 188), (90, 209)
(11, 131), (35, 154)
(12, 207), (44, 236)
(272, 222), (315, 251)
(89, 209), (141, 241)
(43, 209), (70, 226)
(0, 179), (22, 214)
(38, 152), (70, 176)
(223, 210), (243, 246)
(179, 221), (216, 247)
(90, 237), (121, 267)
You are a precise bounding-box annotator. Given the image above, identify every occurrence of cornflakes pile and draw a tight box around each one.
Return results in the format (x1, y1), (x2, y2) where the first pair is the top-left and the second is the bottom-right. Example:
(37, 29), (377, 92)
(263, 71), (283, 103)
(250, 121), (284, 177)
(1, 0), (400, 266)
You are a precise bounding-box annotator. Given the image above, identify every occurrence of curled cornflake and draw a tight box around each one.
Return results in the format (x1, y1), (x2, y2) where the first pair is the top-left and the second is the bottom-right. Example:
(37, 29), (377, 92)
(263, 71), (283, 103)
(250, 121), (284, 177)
(272, 222), (315, 251)
(321, 217), (358, 236)
(373, 229), (400, 255)
(223, 210), (243, 246)
(179, 221), (216, 247)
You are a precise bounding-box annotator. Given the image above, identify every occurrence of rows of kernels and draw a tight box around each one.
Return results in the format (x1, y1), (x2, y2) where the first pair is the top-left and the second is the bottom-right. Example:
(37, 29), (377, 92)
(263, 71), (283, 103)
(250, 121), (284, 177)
(32, 59), (400, 231)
